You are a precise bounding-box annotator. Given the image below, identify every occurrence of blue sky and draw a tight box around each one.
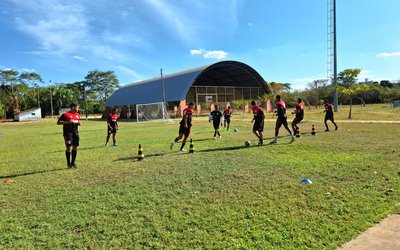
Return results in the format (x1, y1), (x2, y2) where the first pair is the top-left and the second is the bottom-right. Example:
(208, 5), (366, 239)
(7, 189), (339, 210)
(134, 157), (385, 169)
(1, 0), (399, 90)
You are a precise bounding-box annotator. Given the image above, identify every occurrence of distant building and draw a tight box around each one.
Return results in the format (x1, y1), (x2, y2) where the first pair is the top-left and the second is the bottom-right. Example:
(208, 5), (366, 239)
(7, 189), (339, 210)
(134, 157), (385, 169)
(14, 108), (41, 121)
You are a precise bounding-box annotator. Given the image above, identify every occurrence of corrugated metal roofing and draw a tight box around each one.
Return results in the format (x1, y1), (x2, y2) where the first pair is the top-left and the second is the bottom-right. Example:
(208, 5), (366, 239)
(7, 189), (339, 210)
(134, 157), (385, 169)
(105, 60), (268, 106)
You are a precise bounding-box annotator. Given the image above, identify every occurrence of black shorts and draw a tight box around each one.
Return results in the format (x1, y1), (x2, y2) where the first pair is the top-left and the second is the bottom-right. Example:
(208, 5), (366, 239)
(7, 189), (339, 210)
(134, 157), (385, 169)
(276, 116), (288, 128)
(213, 121), (220, 129)
(64, 133), (79, 147)
(108, 126), (117, 134)
(292, 116), (303, 125)
(253, 120), (264, 132)
(325, 112), (334, 121)
(178, 124), (191, 137)
(224, 117), (231, 124)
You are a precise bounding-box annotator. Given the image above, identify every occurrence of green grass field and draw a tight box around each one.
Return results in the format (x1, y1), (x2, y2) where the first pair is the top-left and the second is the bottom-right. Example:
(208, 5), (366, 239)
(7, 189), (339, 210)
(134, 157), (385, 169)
(1, 104), (399, 249)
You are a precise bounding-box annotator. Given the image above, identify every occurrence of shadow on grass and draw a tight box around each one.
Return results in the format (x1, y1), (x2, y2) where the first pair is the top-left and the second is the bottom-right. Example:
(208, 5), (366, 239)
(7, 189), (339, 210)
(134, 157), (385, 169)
(48, 145), (105, 153)
(0, 168), (70, 179)
(116, 151), (177, 161)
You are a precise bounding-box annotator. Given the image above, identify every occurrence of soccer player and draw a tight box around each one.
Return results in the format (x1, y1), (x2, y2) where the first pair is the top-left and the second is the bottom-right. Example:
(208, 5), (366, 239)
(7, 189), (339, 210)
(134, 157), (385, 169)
(210, 104), (223, 139)
(170, 102), (195, 152)
(223, 106), (232, 131)
(291, 98), (304, 137)
(106, 108), (119, 146)
(270, 95), (295, 144)
(250, 100), (265, 146)
(324, 100), (338, 131)
(57, 103), (81, 169)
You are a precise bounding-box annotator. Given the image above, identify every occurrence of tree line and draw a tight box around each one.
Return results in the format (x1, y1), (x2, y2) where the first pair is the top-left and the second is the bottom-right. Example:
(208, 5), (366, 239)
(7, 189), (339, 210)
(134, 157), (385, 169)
(0, 69), (119, 119)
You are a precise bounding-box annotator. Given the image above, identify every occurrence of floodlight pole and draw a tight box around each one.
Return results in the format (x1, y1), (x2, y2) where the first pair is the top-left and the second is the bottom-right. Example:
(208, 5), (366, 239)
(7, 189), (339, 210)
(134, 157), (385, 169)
(333, 0), (338, 112)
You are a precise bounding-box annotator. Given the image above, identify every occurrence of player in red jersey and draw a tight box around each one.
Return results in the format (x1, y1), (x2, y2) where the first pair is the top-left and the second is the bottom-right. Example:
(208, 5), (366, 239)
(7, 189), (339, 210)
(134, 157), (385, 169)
(251, 100), (265, 145)
(270, 95), (295, 144)
(324, 100), (338, 131)
(291, 98), (304, 137)
(106, 108), (119, 146)
(57, 103), (81, 169)
(170, 102), (195, 152)
(223, 106), (232, 131)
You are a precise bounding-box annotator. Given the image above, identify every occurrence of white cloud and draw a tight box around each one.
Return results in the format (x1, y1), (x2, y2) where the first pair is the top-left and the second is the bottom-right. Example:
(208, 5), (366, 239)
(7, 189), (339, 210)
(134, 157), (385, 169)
(377, 52), (400, 58)
(117, 66), (141, 81)
(248, 22), (253, 26)
(71, 56), (88, 62)
(190, 49), (228, 59)
(294, 77), (322, 83)
(20, 68), (36, 72)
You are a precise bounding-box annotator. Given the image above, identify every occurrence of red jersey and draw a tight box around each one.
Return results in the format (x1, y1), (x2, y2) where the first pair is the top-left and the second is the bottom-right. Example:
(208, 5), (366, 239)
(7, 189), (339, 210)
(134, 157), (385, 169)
(58, 111), (80, 135)
(252, 105), (264, 122)
(276, 100), (286, 117)
(325, 103), (333, 111)
(223, 109), (232, 117)
(180, 107), (194, 126)
(108, 113), (119, 127)
(296, 102), (304, 117)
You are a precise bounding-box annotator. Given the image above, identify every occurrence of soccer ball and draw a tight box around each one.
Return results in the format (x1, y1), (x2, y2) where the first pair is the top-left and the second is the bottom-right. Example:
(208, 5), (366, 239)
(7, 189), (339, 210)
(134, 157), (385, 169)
(208, 115), (213, 122)
(244, 141), (251, 147)
(233, 128), (238, 132)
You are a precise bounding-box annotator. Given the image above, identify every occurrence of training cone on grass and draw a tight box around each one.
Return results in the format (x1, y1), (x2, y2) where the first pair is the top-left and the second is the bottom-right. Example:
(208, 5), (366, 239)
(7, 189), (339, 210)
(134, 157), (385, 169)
(3, 179), (14, 183)
(189, 139), (195, 154)
(137, 144), (144, 161)
(311, 125), (316, 135)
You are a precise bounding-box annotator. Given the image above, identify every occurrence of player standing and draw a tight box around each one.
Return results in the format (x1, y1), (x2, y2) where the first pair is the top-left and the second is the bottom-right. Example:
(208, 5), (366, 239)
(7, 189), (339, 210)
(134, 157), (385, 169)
(210, 104), (223, 139)
(223, 106), (232, 131)
(250, 100), (265, 146)
(106, 108), (119, 146)
(270, 95), (295, 144)
(291, 98), (304, 137)
(170, 102), (195, 151)
(57, 103), (81, 169)
(324, 100), (338, 131)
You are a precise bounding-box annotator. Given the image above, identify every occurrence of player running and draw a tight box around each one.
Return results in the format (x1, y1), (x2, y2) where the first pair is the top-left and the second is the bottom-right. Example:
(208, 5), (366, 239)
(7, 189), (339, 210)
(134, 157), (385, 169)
(324, 100), (338, 131)
(106, 108), (119, 146)
(270, 95), (295, 144)
(250, 100), (265, 146)
(57, 103), (81, 169)
(209, 104), (223, 139)
(291, 98), (304, 137)
(170, 102), (195, 152)
(223, 106), (232, 131)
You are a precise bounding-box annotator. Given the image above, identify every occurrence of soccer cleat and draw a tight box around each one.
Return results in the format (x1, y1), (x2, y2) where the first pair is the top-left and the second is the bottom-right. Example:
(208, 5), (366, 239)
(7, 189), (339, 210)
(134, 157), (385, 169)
(213, 137), (216, 140)
(257, 140), (264, 146)
(269, 139), (277, 144)
(170, 142), (175, 150)
(335, 127), (338, 131)
(71, 163), (77, 169)
(291, 136), (296, 143)
(105, 143), (108, 147)
(67, 163), (72, 169)
(219, 135), (222, 139)
(325, 129), (330, 132)
(180, 148), (187, 152)
(112, 143), (118, 146)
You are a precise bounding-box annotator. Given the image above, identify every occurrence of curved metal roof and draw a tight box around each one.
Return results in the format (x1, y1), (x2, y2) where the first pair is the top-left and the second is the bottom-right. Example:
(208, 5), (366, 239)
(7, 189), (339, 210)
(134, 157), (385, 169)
(105, 60), (268, 106)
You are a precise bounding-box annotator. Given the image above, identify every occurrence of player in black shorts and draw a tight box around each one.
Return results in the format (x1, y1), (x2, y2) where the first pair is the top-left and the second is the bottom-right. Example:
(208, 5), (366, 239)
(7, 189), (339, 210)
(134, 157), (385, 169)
(324, 100), (338, 131)
(223, 106), (232, 131)
(270, 95), (295, 144)
(106, 108), (119, 146)
(170, 102), (194, 152)
(251, 100), (265, 145)
(209, 105), (223, 139)
(291, 98), (304, 137)
(57, 103), (81, 169)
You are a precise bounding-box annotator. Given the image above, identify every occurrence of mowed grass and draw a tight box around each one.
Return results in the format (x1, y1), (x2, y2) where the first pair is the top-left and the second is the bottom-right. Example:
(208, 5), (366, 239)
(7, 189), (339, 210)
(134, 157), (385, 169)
(0, 110), (399, 249)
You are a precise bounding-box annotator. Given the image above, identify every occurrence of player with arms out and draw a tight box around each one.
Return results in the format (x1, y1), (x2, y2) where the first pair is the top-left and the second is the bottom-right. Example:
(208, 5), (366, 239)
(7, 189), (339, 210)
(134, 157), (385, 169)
(223, 106), (232, 131)
(57, 103), (81, 169)
(209, 104), (223, 139)
(270, 95), (295, 144)
(251, 100), (265, 146)
(324, 100), (338, 131)
(291, 98), (304, 137)
(105, 108), (119, 146)
(170, 102), (195, 152)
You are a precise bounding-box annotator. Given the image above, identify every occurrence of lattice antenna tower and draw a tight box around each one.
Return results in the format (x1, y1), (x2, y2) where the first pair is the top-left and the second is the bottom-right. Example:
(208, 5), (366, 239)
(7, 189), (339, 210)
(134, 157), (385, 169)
(327, 0), (338, 111)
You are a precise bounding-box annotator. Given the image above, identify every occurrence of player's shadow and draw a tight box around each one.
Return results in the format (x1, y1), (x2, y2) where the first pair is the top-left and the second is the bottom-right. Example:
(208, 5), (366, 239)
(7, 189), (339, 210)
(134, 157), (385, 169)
(116, 152), (174, 161)
(192, 138), (213, 142)
(48, 146), (104, 153)
(196, 145), (248, 153)
(0, 168), (70, 179)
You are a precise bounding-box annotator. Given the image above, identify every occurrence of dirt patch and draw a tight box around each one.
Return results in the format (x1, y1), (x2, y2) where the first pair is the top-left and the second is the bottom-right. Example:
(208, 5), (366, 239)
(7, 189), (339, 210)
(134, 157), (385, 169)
(339, 214), (400, 250)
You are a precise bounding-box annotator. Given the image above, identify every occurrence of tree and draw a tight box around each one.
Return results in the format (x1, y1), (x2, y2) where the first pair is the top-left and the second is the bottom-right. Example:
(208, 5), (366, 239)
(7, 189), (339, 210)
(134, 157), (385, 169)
(267, 82), (292, 94)
(19, 72), (43, 108)
(337, 68), (363, 119)
(0, 69), (21, 115)
(84, 70), (119, 104)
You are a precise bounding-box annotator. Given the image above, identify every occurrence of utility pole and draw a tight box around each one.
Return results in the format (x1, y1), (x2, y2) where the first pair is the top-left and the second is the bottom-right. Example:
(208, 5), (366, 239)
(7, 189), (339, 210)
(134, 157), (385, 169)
(49, 80), (54, 118)
(328, 0), (338, 112)
(333, 0), (338, 112)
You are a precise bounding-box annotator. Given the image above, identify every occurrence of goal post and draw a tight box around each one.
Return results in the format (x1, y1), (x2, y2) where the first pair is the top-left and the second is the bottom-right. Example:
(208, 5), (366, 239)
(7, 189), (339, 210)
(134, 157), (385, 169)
(135, 102), (173, 123)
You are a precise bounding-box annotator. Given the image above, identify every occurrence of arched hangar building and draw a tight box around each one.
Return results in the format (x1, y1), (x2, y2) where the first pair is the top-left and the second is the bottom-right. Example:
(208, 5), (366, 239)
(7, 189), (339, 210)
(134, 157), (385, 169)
(105, 60), (270, 118)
